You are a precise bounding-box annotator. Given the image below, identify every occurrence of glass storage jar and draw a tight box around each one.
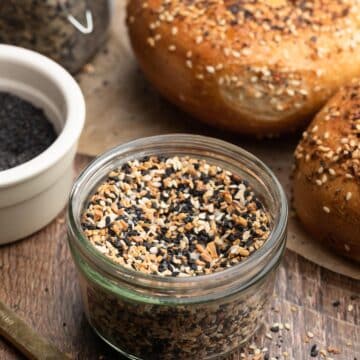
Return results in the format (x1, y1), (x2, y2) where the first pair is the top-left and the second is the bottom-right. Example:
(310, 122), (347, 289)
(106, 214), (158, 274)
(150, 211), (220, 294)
(67, 134), (288, 360)
(0, 0), (111, 73)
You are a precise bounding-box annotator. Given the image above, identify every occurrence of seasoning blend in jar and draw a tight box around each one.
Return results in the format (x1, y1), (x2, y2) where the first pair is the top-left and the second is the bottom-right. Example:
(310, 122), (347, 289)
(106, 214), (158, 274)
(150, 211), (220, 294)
(0, 0), (111, 73)
(67, 135), (288, 360)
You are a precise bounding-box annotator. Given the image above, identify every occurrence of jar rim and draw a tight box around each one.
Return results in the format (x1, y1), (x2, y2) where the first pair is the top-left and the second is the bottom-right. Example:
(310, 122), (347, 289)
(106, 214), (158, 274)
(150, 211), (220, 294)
(67, 134), (288, 297)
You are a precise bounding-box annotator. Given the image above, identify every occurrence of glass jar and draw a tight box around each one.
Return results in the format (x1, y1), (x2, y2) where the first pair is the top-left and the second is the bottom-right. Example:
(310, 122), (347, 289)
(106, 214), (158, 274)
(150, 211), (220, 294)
(67, 134), (288, 360)
(0, 0), (111, 73)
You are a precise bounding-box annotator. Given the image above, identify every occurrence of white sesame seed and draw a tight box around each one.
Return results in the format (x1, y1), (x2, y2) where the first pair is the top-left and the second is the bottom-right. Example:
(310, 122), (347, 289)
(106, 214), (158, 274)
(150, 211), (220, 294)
(165, 14), (174, 22)
(323, 206), (330, 214)
(276, 103), (285, 111)
(147, 37), (155, 47)
(195, 35), (203, 44)
(216, 63), (224, 70)
(307, 331), (314, 338)
(346, 192), (352, 201)
(286, 89), (295, 96)
(206, 66), (215, 74)
(149, 246), (158, 255)
(171, 26), (178, 35)
(186, 50), (192, 58)
(223, 48), (231, 56)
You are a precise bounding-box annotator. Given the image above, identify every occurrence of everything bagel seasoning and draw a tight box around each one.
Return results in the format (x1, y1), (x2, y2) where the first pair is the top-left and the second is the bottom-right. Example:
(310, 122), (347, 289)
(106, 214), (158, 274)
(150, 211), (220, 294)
(70, 143), (286, 359)
(81, 155), (271, 276)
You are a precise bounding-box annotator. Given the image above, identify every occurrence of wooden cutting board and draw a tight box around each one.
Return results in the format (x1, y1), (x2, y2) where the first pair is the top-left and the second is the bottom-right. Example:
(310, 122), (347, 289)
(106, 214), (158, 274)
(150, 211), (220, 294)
(75, 1), (359, 280)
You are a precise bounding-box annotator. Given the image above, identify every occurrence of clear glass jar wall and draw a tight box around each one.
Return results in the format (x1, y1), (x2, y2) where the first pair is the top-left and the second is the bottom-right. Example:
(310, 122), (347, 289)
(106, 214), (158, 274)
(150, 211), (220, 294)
(67, 135), (288, 360)
(0, 0), (111, 73)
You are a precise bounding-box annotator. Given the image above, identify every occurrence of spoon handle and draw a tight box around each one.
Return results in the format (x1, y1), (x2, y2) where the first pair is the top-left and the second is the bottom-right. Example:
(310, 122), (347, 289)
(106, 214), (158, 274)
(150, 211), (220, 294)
(0, 300), (70, 360)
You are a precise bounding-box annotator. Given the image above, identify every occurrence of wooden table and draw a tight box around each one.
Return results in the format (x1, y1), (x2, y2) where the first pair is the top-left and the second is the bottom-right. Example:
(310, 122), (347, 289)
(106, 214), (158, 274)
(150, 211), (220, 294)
(0, 155), (358, 360)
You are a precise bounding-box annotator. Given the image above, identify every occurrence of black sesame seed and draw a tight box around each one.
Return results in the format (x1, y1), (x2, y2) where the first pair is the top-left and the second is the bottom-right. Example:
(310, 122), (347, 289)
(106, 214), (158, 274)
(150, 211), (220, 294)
(0, 92), (57, 171)
(82, 223), (97, 230)
(165, 167), (174, 176)
(228, 4), (240, 15)
(184, 215), (192, 223)
(270, 325), (279, 333)
(310, 344), (319, 357)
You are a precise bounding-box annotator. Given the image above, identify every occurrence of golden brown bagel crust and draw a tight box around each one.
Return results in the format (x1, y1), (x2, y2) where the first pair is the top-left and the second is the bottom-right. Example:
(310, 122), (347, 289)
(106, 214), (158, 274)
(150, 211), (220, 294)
(126, 0), (360, 135)
(293, 80), (360, 262)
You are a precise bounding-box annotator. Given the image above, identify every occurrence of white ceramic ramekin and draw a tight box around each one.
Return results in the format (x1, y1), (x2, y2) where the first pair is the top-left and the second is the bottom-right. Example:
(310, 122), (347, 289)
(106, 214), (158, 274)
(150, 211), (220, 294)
(0, 45), (85, 244)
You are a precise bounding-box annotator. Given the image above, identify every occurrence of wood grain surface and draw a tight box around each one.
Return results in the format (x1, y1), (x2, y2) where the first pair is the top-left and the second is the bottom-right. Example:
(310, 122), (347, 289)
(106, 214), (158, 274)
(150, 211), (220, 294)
(0, 155), (358, 360)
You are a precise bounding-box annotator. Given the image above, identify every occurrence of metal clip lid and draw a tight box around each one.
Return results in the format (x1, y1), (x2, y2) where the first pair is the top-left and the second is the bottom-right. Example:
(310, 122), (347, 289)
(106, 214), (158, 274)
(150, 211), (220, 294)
(60, 1), (94, 34)
(67, 9), (93, 34)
